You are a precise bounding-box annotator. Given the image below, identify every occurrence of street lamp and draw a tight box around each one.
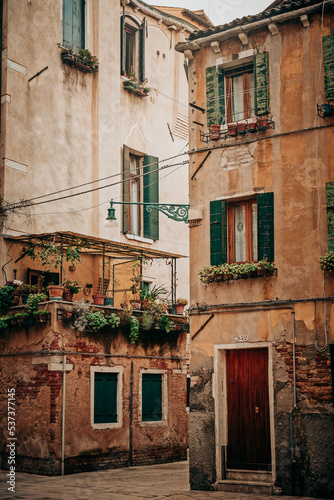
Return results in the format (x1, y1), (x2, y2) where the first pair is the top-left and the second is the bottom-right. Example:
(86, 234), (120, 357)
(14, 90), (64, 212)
(106, 199), (189, 224)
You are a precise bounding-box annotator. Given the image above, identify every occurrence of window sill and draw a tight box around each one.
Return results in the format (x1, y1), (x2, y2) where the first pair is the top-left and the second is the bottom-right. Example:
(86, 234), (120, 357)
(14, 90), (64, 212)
(125, 234), (154, 244)
(199, 266), (277, 285)
(61, 50), (99, 74)
(91, 422), (122, 430)
(122, 79), (150, 97)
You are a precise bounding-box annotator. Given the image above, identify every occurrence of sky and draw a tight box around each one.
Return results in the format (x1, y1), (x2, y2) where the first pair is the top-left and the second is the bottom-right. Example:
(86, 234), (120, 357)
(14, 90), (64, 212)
(147, 0), (273, 26)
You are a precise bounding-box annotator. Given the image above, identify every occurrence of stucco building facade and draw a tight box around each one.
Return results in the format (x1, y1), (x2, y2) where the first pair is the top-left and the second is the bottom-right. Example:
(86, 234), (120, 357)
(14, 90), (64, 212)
(176, 0), (334, 497)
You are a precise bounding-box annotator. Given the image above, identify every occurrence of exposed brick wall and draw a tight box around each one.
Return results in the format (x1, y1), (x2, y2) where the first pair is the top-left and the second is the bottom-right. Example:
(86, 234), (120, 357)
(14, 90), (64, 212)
(275, 343), (333, 407)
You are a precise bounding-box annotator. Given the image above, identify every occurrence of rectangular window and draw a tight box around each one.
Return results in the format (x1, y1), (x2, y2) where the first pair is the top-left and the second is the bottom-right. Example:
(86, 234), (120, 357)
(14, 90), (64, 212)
(90, 367), (123, 428)
(125, 26), (136, 76)
(206, 52), (269, 127)
(123, 146), (159, 240)
(63, 0), (85, 51)
(142, 373), (162, 422)
(210, 193), (274, 266)
(225, 64), (255, 122)
(228, 199), (258, 263)
(121, 15), (146, 81)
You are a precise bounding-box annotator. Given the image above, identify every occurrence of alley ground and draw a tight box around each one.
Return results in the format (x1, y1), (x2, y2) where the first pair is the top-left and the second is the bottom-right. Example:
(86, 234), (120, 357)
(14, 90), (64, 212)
(0, 460), (327, 500)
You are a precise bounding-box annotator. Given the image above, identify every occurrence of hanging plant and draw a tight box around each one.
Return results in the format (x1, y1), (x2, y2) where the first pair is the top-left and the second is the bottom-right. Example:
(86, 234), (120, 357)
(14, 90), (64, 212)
(320, 251), (334, 271)
(129, 316), (140, 344)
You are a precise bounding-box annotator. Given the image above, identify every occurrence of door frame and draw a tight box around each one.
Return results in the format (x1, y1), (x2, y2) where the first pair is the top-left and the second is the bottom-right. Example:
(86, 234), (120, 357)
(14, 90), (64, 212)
(213, 342), (275, 481)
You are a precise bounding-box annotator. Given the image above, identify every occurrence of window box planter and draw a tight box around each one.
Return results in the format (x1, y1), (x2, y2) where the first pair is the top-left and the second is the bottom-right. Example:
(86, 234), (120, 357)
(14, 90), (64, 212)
(123, 80), (149, 97)
(199, 261), (276, 284)
(248, 122), (257, 133)
(61, 49), (99, 74)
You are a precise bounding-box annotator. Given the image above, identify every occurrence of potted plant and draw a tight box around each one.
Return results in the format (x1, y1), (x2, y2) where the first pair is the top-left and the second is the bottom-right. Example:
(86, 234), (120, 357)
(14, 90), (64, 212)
(33, 310), (49, 323)
(228, 123), (238, 136)
(63, 279), (82, 302)
(320, 251), (334, 271)
(26, 293), (48, 315)
(237, 121), (247, 135)
(248, 121), (257, 133)
(12, 283), (38, 305)
(92, 293), (105, 305)
(0, 316), (10, 332)
(14, 312), (30, 326)
(176, 298), (188, 315)
(48, 284), (64, 301)
(0, 285), (14, 313)
(86, 311), (107, 332)
(257, 115), (268, 131)
(209, 124), (221, 140)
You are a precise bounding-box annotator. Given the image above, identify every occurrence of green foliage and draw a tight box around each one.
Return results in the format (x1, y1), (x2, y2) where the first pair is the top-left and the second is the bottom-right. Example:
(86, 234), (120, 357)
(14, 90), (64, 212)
(159, 314), (173, 332)
(20, 240), (82, 271)
(106, 313), (120, 329)
(320, 251), (334, 271)
(78, 49), (99, 69)
(64, 279), (82, 294)
(129, 316), (140, 344)
(0, 316), (10, 331)
(142, 311), (154, 331)
(26, 293), (47, 315)
(0, 286), (14, 313)
(198, 260), (275, 284)
(86, 311), (107, 332)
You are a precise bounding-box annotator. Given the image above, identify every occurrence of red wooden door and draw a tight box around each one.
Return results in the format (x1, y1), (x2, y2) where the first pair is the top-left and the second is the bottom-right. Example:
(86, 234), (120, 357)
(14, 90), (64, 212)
(226, 348), (271, 470)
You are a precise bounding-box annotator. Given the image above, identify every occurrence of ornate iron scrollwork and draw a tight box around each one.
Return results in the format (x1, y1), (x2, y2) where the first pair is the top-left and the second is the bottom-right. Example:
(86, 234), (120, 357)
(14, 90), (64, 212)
(146, 204), (189, 224)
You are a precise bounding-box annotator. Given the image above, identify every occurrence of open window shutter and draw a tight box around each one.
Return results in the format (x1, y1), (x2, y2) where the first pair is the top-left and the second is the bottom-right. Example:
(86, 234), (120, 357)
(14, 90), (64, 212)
(120, 7), (126, 75)
(72, 0), (84, 51)
(139, 17), (146, 82)
(326, 182), (334, 251)
(63, 0), (73, 47)
(143, 155), (159, 240)
(254, 52), (270, 115)
(206, 66), (225, 127)
(94, 373), (117, 424)
(123, 145), (130, 233)
(257, 192), (274, 261)
(210, 200), (227, 265)
(323, 35), (334, 101)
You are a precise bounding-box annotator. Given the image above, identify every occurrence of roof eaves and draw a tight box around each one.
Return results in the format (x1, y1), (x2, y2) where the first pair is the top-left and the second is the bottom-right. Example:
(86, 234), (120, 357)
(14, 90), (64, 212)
(126, 0), (196, 32)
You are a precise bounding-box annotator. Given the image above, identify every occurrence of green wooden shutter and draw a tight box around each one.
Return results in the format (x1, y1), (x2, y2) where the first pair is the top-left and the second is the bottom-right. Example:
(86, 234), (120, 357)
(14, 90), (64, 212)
(63, 0), (84, 51)
(326, 182), (334, 251)
(139, 18), (146, 82)
(254, 52), (270, 115)
(206, 66), (225, 127)
(323, 35), (334, 101)
(120, 8), (126, 75)
(94, 372), (117, 424)
(143, 155), (159, 240)
(123, 145), (130, 233)
(142, 374), (162, 421)
(210, 200), (227, 266)
(257, 192), (274, 261)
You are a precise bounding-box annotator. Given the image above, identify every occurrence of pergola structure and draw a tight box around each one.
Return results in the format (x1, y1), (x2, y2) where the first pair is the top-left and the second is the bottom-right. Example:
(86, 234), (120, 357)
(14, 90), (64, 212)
(7, 231), (187, 305)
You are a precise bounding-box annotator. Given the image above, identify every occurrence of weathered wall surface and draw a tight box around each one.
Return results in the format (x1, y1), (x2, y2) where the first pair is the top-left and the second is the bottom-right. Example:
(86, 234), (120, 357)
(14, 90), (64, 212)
(0, 303), (188, 475)
(185, 9), (334, 497)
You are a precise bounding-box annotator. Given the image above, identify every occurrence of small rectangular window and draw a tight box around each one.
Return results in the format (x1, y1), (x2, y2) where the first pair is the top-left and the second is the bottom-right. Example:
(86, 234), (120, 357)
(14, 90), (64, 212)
(94, 372), (117, 424)
(142, 373), (162, 422)
(228, 199), (258, 263)
(225, 64), (254, 123)
(63, 0), (85, 51)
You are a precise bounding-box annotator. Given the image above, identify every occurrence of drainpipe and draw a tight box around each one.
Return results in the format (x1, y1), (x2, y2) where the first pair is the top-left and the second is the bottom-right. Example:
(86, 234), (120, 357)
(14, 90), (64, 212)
(291, 307), (297, 408)
(290, 307), (297, 494)
(129, 361), (133, 466)
(61, 354), (66, 475)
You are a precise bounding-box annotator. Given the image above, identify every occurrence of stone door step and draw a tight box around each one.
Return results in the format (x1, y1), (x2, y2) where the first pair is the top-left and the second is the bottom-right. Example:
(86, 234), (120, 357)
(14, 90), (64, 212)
(226, 469), (272, 483)
(216, 479), (273, 495)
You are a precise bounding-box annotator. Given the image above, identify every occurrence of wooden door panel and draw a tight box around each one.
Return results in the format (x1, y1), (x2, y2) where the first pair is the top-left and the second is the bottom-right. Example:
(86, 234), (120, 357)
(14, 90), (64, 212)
(226, 348), (271, 470)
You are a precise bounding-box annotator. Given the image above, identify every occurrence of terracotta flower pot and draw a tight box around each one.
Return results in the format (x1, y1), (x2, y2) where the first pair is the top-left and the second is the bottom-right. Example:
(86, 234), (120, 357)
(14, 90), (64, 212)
(237, 122), (247, 135)
(257, 115), (268, 131)
(175, 304), (185, 315)
(48, 285), (64, 301)
(228, 123), (237, 136)
(63, 289), (73, 302)
(92, 294), (105, 305)
(248, 122), (257, 133)
(209, 124), (221, 140)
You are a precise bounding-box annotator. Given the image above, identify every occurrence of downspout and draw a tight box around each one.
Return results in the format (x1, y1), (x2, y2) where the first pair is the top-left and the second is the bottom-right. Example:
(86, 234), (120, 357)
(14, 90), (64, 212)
(290, 307), (296, 494)
(102, 243), (105, 294)
(61, 354), (66, 476)
(291, 307), (297, 408)
(129, 361), (133, 466)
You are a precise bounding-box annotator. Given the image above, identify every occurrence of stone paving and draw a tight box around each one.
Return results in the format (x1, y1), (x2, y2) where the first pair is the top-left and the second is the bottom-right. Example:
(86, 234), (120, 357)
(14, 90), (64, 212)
(0, 460), (326, 500)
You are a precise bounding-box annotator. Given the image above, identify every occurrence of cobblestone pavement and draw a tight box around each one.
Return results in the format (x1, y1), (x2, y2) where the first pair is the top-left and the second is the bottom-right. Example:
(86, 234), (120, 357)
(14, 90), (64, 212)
(0, 460), (326, 500)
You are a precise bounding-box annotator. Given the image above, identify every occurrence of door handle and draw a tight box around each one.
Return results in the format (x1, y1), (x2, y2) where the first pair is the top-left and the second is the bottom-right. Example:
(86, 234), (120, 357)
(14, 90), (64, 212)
(255, 406), (260, 414)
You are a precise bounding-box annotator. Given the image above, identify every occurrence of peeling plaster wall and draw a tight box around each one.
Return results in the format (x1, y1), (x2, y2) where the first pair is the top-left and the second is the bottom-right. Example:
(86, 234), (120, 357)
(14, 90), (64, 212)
(187, 10), (334, 496)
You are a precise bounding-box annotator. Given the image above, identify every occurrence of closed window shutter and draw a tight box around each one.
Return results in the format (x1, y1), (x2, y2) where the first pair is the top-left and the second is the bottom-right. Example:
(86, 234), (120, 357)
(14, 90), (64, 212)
(206, 66), (225, 127)
(326, 182), (334, 251)
(210, 200), (227, 265)
(123, 145), (130, 233)
(120, 8), (126, 75)
(63, 0), (84, 51)
(257, 192), (274, 261)
(94, 373), (117, 424)
(142, 374), (162, 421)
(139, 18), (146, 82)
(254, 52), (270, 116)
(143, 155), (159, 240)
(323, 34), (334, 101)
